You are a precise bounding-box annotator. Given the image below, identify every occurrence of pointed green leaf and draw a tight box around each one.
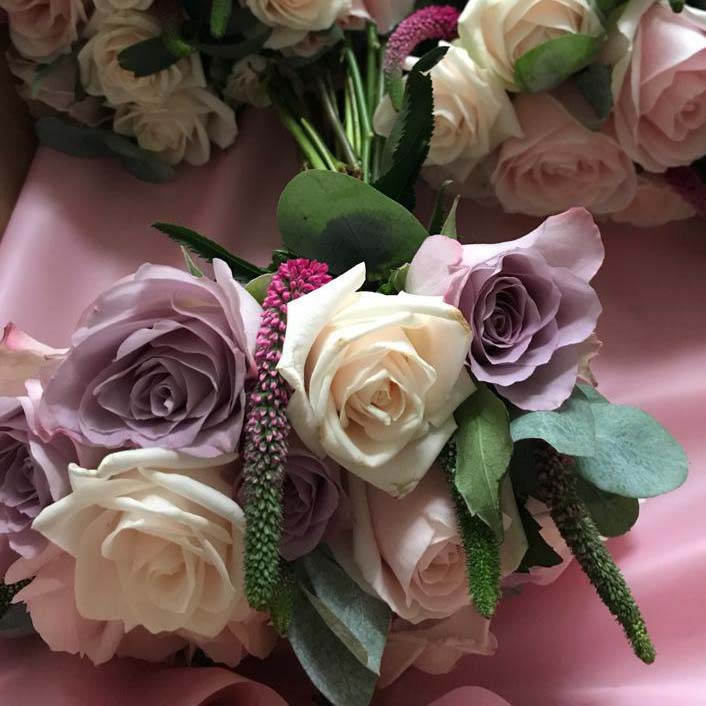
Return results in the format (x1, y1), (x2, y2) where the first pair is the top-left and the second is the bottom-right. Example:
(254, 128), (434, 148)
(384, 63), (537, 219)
(454, 384), (513, 539)
(427, 180), (452, 235)
(152, 223), (265, 282)
(245, 273), (273, 304)
(118, 36), (191, 78)
(514, 33), (603, 93)
(181, 246), (204, 277)
(210, 0), (232, 38)
(440, 196), (460, 239)
(277, 170), (428, 280)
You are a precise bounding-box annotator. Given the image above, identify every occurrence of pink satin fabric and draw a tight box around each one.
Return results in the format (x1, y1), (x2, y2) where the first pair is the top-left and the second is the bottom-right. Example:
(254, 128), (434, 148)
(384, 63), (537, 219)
(1, 110), (705, 706)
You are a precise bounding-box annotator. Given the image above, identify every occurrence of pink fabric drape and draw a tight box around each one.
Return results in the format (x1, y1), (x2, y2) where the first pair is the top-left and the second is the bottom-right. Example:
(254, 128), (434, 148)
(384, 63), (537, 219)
(0, 110), (705, 705)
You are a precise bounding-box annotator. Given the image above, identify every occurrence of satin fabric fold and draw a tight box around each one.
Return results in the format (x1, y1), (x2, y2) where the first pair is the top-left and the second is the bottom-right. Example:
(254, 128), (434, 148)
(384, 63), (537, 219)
(0, 109), (705, 706)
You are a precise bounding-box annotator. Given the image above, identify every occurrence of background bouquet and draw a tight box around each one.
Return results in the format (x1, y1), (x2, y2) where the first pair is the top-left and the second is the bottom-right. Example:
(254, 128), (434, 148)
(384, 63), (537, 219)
(3, 0), (706, 225)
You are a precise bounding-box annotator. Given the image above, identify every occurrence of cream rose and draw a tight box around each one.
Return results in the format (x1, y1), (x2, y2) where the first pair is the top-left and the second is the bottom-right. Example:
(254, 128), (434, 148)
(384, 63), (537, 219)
(32, 448), (254, 639)
(1, 0), (85, 60)
(458, 0), (603, 90)
(606, 1), (706, 172)
(78, 11), (206, 107)
(224, 55), (271, 108)
(246, 0), (352, 49)
(374, 45), (522, 184)
(492, 93), (637, 216)
(331, 471), (527, 623)
(113, 88), (237, 166)
(93, 0), (153, 11)
(346, 0), (414, 33)
(277, 263), (475, 498)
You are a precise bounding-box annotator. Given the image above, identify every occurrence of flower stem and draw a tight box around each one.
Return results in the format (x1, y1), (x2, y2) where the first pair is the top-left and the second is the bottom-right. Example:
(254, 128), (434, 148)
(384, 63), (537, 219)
(344, 42), (373, 181)
(366, 22), (380, 121)
(441, 443), (502, 619)
(300, 117), (340, 172)
(316, 75), (359, 170)
(534, 442), (656, 664)
(271, 94), (327, 171)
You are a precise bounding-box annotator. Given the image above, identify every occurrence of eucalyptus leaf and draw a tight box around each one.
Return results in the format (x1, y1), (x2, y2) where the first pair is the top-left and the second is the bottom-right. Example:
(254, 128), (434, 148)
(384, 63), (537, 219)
(454, 384), (513, 539)
(516, 501), (563, 572)
(510, 388), (596, 457)
(297, 550), (390, 674)
(245, 273), (273, 304)
(277, 170), (428, 281)
(288, 587), (378, 706)
(118, 36), (189, 78)
(152, 223), (265, 282)
(575, 476), (639, 537)
(514, 33), (604, 93)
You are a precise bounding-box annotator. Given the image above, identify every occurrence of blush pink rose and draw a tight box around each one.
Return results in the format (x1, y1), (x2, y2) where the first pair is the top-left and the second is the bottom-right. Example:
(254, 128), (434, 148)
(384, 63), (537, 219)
(7, 541), (276, 667)
(0, 0), (85, 59)
(493, 93), (637, 217)
(609, 1), (706, 172)
(611, 173), (697, 227)
(379, 607), (497, 688)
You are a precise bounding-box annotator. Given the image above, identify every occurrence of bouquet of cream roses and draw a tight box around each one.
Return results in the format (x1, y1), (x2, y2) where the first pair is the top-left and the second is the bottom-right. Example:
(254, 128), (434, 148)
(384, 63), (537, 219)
(0, 152), (689, 705)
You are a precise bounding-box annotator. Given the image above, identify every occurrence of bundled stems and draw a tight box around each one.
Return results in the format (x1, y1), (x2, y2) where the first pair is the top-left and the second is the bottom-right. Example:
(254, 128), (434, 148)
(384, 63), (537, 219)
(316, 75), (359, 170)
(344, 41), (373, 181)
(441, 443), (502, 619)
(534, 442), (656, 664)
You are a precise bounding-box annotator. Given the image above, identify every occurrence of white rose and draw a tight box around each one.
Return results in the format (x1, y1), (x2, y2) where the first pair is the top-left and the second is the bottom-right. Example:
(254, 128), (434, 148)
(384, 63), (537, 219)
(224, 55), (271, 108)
(246, 0), (352, 49)
(93, 0), (153, 11)
(32, 448), (252, 639)
(78, 11), (206, 106)
(458, 0), (603, 90)
(374, 45), (522, 184)
(277, 263), (475, 498)
(113, 88), (237, 166)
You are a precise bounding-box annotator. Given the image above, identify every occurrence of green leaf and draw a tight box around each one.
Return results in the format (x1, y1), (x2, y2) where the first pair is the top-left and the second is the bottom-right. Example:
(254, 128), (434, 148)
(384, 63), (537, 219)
(514, 33), (604, 93)
(374, 47), (448, 209)
(516, 501), (563, 573)
(152, 223), (265, 283)
(575, 476), (639, 537)
(575, 64), (613, 124)
(210, 0), (232, 38)
(245, 273), (273, 304)
(277, 170), (428, 281)
(385, 72), (404, 112)
(454, 384), (513, 539)
(510, 387), (596, 457)
(508, 438), (540, 498)
(297, 550), (390, 674)
(440, 196), (460, 239)
(288, 586), (379, 706)
(118, 36), (190, 78)
(198, 26), (271, 60)
(181, 246), (204, 277)
(36, 117), (176, 183)
(670, 0), (685, 10)
(427, 180), (452, 235)
(574, 399), (688, 499)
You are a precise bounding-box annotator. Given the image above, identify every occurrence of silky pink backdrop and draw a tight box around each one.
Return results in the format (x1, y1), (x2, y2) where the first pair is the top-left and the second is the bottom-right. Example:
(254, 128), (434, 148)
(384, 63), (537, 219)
(1, 110), (705, 706)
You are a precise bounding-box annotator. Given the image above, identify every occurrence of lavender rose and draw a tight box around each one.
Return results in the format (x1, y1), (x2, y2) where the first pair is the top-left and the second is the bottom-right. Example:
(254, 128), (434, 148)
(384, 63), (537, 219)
(407, 209), (604, 411)
(41, 260), (262, 456)
(236, 446), (344, 561)
(0, 393), (74, 558)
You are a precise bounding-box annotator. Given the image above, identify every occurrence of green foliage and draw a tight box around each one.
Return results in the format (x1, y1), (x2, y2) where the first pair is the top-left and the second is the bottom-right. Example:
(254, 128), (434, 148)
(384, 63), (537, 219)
(575, 476), (639, 538)
(198, 27), (271, 60)
(152, 223), (265, 283)
(440, 196), (460, 238)
(575, 64), (614, 124)
(574, 386), (688, 498)
(36, 116), (175, 182)
(245, 273), (274, 303)
(516, 502), (563, 573)
(510, 388), (596, 457)
(270, 563), (295, 637)
(118, 35), (192, 78)
(535, 444), (655, 664)
(181, 246), (204, 277)
(377, 263), (409, 295)
(454, 384), (513, 539)
(210, 0), (232, 38)
(427, 180), (452, 234)
(277, 170), (428, 281)
(670, 0), (685, 10)
(514, 34), (604, 93)
(288, 550), (391, 706)
(442, 444), (502, 618)
(375, 47), (448, 209)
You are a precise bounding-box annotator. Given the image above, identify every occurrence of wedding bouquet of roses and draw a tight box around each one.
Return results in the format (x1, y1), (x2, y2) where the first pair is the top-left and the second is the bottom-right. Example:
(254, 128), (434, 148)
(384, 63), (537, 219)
(0, 138), (690, 706)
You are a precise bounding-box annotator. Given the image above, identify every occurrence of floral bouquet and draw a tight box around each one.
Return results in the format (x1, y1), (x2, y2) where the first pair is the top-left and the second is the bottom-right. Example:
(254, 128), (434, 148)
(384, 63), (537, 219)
(3, 0), (706, 225)
(0, 140), (689, 705)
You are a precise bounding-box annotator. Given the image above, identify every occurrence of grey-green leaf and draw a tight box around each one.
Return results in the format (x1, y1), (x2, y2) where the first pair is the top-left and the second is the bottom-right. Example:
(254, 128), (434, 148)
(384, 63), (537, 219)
(297, 550), (390, 674)
(288, 587), (378, 706)
(575, 476), (640, 537)
(514, 33), (604, 93)
(277, 170), (428, 280)
(510, 388), (596, 457)
(574, 403), (688, 498)
(454, 384), (513, 539)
